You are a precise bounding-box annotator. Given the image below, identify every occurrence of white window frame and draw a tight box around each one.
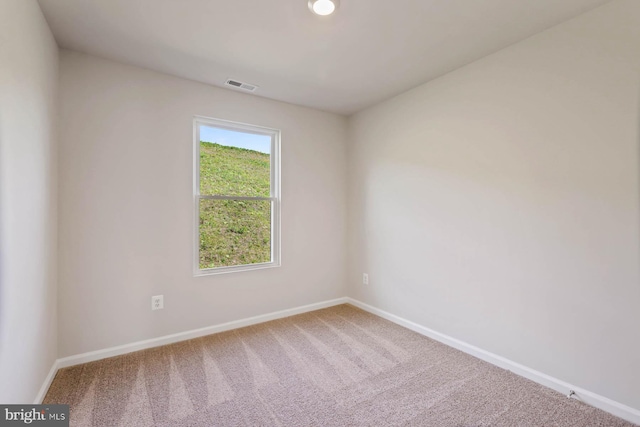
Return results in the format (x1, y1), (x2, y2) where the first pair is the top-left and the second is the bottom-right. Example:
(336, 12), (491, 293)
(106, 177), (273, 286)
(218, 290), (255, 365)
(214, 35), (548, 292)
(193, 116), (281, 276)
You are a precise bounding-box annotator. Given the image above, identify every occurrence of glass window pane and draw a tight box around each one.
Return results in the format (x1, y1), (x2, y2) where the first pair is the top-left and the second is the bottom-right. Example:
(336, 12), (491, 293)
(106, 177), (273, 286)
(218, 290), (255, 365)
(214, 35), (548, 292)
(199, 125), (271, 197)
(199, 199), (271, 269)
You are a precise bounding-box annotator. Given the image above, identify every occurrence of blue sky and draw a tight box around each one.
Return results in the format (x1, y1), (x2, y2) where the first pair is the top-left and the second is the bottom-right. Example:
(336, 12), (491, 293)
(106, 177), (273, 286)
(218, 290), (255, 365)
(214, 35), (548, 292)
(200, 125), (271, 154)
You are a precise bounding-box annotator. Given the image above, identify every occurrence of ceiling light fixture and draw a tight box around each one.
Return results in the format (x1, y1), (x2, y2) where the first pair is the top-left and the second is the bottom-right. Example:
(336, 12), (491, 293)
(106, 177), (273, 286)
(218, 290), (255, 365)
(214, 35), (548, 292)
(308, 0), (339, 16)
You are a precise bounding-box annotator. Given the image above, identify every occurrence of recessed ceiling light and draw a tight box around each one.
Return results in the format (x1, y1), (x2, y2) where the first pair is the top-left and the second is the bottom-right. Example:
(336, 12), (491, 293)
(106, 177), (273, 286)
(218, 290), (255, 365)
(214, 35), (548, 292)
(308, 0), (339, 16)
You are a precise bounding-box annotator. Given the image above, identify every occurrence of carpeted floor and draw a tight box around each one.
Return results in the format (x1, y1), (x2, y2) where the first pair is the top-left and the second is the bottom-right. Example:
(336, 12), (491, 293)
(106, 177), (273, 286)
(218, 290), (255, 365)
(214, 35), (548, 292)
(44, 304), (635, 426)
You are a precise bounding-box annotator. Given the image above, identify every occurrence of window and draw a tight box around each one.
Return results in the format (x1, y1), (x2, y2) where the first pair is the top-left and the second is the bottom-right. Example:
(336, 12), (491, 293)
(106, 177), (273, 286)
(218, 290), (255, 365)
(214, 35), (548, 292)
(194, 116), (280, 275)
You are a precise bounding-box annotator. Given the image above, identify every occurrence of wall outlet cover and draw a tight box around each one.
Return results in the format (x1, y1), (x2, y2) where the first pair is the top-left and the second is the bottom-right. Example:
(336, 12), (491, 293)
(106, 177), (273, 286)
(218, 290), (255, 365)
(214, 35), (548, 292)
(152, 295), (164, 310)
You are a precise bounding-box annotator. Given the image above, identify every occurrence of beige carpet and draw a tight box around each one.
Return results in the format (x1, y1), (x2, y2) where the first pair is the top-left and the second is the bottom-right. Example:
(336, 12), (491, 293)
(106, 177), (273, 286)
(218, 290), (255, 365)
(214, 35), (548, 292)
(44, 304), (635, 426)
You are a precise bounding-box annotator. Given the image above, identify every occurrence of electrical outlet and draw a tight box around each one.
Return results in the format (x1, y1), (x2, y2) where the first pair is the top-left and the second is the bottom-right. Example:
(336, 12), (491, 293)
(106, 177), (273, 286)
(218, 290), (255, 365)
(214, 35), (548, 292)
(363, 273), (369, 285)
(152, 295), (164, 310)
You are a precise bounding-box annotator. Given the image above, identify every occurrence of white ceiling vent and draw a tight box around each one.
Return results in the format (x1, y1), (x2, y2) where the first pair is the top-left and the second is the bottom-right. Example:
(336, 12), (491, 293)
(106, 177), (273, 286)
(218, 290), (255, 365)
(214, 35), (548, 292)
(225, 79), (259, 92)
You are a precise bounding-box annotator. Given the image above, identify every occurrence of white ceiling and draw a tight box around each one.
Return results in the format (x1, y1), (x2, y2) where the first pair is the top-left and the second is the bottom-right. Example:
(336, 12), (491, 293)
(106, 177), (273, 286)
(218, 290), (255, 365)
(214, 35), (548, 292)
(38, 0), (611, 115)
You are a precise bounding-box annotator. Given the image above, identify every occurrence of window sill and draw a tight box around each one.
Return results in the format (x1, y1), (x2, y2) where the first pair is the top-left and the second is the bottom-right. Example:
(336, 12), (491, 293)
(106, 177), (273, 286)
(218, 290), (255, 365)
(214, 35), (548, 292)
(194, 261), (281, 277)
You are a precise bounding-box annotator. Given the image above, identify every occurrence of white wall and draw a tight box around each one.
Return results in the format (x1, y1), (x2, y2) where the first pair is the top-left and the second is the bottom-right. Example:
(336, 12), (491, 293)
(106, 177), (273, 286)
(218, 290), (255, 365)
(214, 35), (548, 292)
(57, 51), (348, 357)
(0, 0), (59, 403)
(348, 0), (640, 411)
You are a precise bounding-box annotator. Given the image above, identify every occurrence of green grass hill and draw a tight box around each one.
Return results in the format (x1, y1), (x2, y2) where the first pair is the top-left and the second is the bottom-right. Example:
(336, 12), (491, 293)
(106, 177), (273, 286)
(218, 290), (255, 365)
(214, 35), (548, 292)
(199, 141), (271, 269)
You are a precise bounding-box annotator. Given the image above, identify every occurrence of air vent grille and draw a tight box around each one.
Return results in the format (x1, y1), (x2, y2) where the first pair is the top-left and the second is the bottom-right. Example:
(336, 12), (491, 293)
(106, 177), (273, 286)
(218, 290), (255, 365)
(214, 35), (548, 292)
(225, 79), (258, 92)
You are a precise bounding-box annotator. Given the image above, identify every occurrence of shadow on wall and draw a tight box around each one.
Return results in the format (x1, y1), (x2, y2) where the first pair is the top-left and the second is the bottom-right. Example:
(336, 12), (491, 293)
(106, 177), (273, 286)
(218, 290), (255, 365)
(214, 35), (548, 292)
(637, 84), (640, 280)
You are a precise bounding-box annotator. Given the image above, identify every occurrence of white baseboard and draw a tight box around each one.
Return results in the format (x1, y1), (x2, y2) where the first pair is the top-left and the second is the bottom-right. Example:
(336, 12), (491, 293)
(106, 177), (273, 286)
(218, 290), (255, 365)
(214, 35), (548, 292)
(34, 360), (60, 404)
(346, 298), (640, 425)
(56, 297), (349, 369)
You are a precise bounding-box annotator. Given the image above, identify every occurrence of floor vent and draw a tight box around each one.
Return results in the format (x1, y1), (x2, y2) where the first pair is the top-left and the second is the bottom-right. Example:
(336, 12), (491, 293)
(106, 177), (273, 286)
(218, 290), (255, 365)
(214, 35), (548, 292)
(225, 79), (258, 92)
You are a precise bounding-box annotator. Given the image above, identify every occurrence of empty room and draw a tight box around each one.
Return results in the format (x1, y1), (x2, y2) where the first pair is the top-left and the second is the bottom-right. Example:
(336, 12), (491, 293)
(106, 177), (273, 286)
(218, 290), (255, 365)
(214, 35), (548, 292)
(1, 0), (640, 425)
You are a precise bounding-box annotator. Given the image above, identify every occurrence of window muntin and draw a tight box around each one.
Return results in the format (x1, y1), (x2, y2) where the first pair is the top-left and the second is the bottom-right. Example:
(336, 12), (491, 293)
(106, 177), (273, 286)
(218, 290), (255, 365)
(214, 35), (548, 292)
(194, 117), (280, 275)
